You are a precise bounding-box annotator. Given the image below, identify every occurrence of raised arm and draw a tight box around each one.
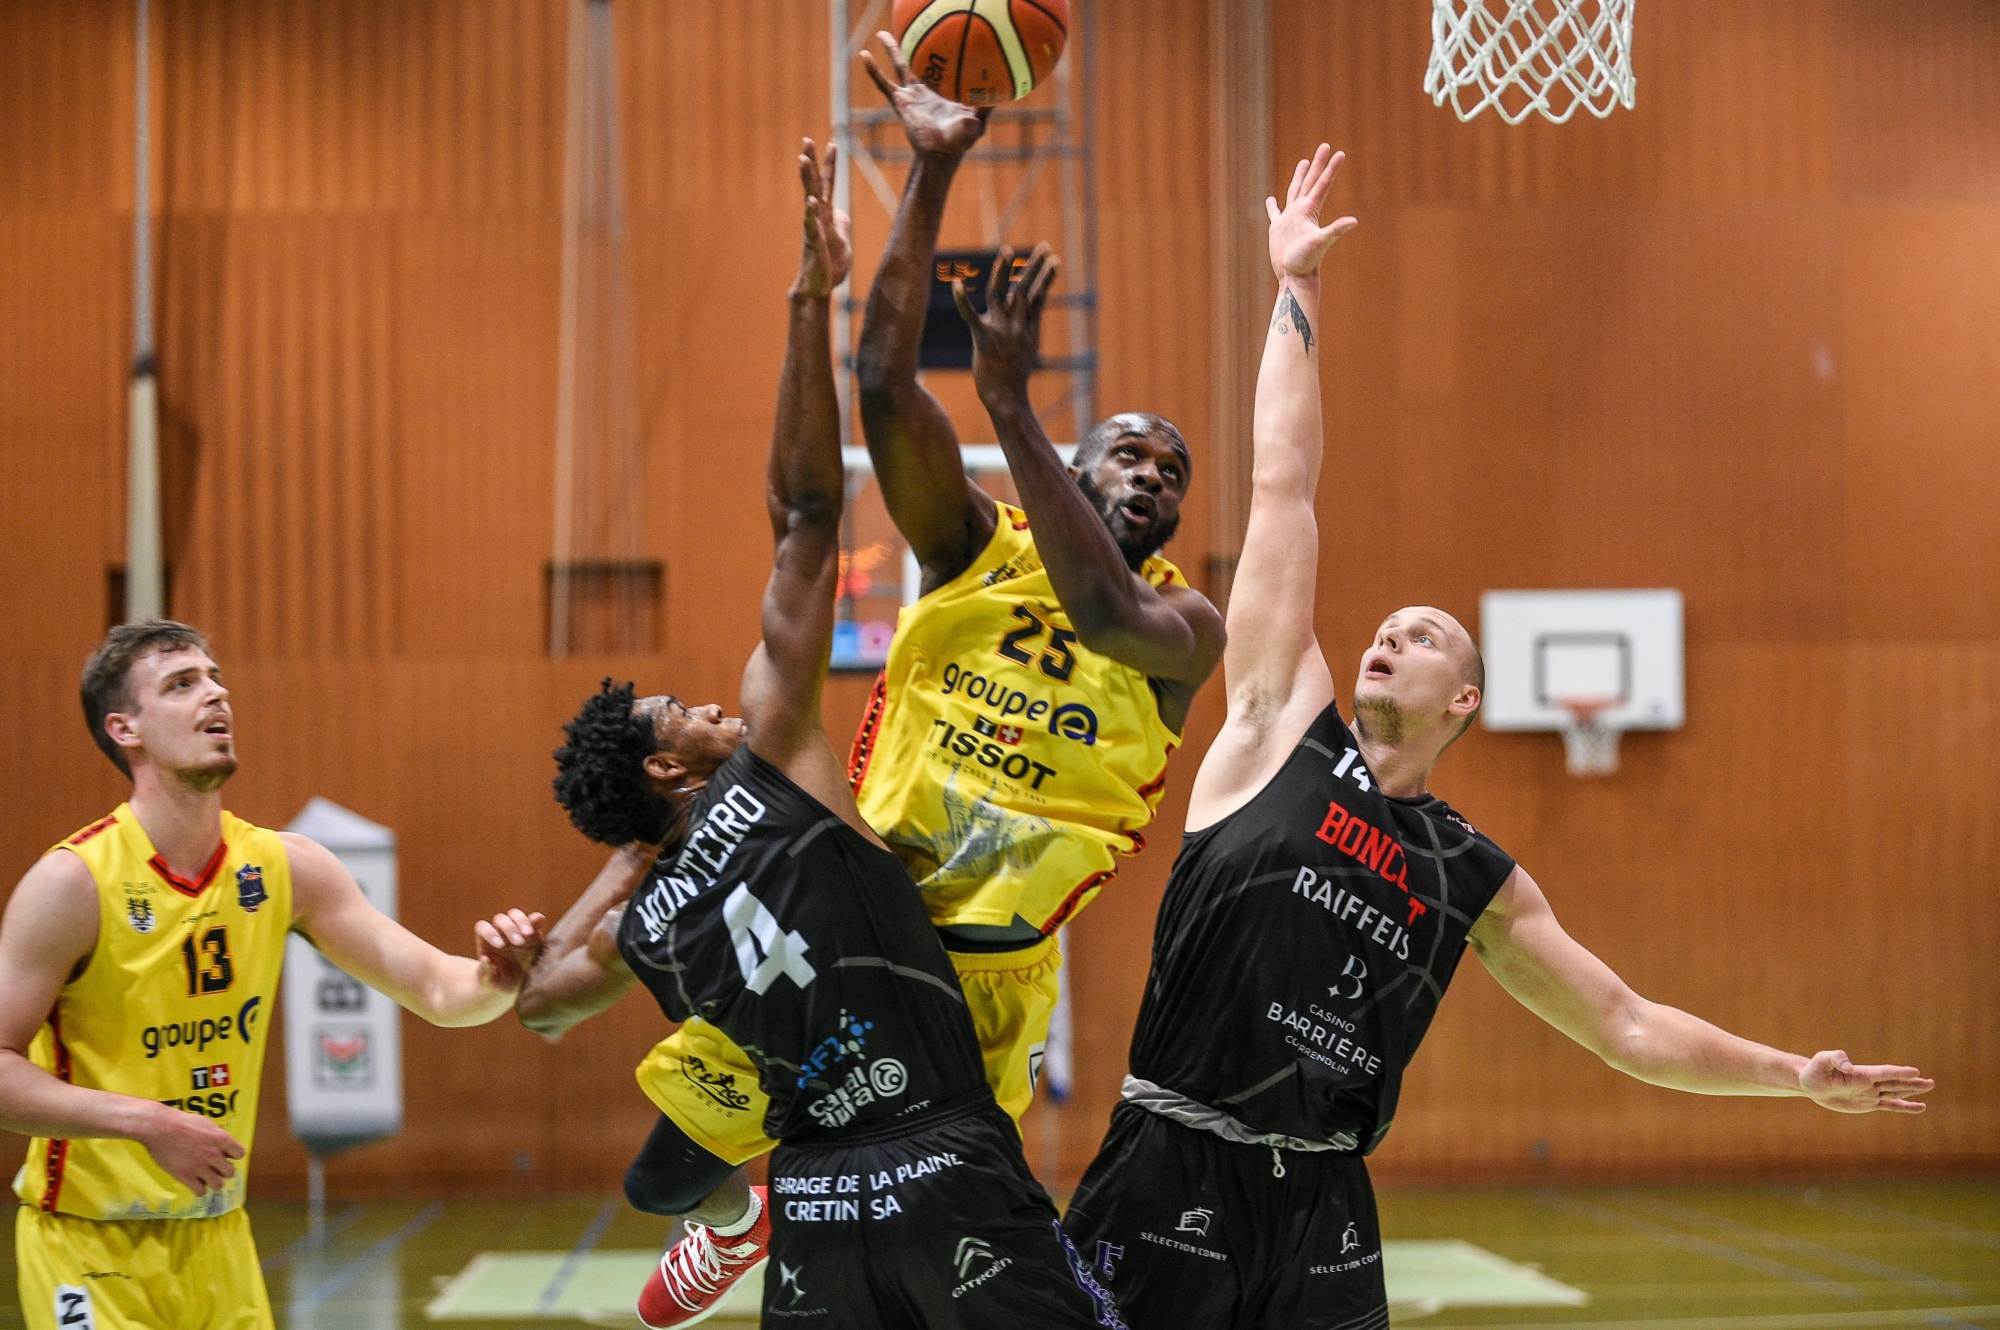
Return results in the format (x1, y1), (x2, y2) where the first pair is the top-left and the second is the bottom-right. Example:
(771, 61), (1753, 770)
(515, 842), (651, 1039)
(1471, 866), (1934, 1110)
(956, 245), (1224, 688)
(854, 33), (996, 589)
(737, 142), (880, 833)
(1187, 146), (1357, 829)
(0, 851), (245, 1196)
(285, 833), (545, 1029)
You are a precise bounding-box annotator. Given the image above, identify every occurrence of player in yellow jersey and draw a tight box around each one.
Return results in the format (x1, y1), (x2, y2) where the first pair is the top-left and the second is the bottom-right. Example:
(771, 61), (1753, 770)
(855, 32), (1220, 949)
(600, 49), (1225, 1324)
(0, 620), (548, 1330)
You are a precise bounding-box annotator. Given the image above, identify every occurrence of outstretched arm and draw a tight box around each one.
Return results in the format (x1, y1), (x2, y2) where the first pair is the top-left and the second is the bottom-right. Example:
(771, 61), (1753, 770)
(854, 33), (996, 589)
(957, 245), (1224, 685)
(1471, 866), (1934, 1111)
(738, 141), (880, 833)
(1187, 145), (1357, 828)
(286, 834), (546, 1029)
(515, 842), (651, 1039)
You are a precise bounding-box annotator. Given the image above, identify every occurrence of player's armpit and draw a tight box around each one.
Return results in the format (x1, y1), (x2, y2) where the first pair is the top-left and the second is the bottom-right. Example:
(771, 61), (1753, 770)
(740, 644), (885, 848)
(0, 851), (133, 1142)
(1467, 866), (1644, 1070)
(1038, 572), (1224, 694)
(1184, 643), (1337, 830)
(0, 851), (98, 1060)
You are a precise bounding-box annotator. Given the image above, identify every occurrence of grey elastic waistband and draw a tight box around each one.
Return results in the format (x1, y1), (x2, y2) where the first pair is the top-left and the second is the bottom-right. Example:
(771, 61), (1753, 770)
(1121, 1076), (1357, 1153)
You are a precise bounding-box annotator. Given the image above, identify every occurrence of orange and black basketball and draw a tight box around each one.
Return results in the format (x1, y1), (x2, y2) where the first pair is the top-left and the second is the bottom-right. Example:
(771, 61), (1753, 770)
(894, 0), (1069, 106)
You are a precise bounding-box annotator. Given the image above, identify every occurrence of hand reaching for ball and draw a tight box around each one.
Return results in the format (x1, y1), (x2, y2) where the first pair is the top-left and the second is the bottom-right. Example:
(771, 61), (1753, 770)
(861, 31), (989, 157)
(1267, 144), (1358, 281)
(793, 138), (851, 300)
(954, 243), (1059, 412)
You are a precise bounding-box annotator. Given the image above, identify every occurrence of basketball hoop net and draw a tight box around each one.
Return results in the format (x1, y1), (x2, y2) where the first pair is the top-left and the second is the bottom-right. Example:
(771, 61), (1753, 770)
(1555, 697), (1623, 777)
(1425, 0), (1636, 125)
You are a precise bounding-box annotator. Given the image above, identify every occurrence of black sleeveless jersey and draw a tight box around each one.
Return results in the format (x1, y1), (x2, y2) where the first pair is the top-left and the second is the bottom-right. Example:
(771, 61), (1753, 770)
(1128, 703), (1516, 1152)
(617, 746), (988, 1141)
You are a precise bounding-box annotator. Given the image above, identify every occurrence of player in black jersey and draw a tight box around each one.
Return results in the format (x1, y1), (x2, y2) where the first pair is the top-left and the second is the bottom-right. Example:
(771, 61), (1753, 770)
(513, 141), (1121, 1330)
(1059, 145), (1935, 1330)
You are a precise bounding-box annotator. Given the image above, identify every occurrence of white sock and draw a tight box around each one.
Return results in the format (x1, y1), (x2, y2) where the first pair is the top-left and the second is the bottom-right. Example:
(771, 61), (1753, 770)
(709, 1188), (761, 1239)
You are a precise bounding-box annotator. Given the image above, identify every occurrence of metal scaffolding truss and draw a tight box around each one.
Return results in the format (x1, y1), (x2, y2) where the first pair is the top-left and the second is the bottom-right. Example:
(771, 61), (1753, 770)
(827, 0), (1100, 450)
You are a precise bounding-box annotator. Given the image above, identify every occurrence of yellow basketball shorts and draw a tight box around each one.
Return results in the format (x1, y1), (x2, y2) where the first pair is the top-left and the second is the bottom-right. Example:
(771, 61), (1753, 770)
(14, 1205), (274, 1330)
(636, 934), (1063, 1165)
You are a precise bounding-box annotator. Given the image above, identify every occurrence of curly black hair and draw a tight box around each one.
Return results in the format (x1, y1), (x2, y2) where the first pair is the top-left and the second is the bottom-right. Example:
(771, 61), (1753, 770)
(552, 679), (677, 846)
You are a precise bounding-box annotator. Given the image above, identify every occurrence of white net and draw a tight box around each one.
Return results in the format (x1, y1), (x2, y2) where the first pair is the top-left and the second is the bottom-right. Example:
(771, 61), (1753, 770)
(1425, 0), (1636, 125)
(1557, 702), (1622, 777)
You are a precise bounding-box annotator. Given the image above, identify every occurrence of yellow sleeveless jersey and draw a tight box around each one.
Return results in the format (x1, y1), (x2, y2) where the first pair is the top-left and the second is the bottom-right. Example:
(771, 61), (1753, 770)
(14, 805), (291, 1221)
(849, 500), (1184, 933)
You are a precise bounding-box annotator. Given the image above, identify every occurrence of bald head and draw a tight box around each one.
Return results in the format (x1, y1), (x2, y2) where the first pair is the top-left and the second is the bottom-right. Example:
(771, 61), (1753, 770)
(1351, 606), (1484, 752)
(1074, 411), (1191, 475)
(1402, 605), (1482, 693)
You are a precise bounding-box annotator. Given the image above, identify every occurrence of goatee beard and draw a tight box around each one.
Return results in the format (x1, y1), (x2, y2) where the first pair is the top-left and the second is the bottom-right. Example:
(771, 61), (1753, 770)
(1352, 695), (1408, 744)
(173, 758), (238, 795)
(1075, 473), (1178, 568)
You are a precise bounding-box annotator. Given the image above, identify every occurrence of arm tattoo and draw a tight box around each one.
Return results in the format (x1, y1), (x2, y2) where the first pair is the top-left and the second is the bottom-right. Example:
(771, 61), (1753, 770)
(1272, 288), (1315, 355)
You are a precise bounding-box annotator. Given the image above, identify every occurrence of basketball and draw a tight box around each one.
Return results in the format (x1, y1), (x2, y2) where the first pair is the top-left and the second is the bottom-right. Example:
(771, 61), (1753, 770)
(895, 0), (1068, 106)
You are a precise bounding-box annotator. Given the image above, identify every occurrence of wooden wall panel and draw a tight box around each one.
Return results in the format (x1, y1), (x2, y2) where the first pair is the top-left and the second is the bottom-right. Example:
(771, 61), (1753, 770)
(0, 0), (128, 654)
(1, 0), (1995, 1197)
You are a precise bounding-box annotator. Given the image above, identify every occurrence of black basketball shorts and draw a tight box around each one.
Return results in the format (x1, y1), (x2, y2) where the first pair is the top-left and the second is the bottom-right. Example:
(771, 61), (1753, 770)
(766, 1097), (1125, 1329)
(1061, 1101), (1387, 1330)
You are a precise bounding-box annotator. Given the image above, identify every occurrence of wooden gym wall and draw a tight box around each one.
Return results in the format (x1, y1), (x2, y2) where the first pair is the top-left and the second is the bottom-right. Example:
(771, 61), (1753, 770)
(0, 0), (1992, 1198)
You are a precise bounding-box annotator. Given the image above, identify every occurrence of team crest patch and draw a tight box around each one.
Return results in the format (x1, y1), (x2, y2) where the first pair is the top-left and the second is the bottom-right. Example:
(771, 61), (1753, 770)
(235, 864), (268, 913)
(125, 896), (156, 934)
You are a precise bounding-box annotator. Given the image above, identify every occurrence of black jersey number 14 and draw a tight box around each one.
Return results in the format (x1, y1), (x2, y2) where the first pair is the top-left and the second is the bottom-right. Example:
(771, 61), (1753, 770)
(997, 604), (1078, 682)
(181, 926), (234, 995)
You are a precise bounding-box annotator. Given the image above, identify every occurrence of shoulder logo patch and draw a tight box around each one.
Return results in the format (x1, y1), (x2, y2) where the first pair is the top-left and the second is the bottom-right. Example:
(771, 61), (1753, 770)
(235, 864), (268, 913)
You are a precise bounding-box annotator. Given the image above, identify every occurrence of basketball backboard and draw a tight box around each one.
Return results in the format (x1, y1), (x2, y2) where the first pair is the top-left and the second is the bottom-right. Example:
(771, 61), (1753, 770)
(1479, 589), (1683, 732)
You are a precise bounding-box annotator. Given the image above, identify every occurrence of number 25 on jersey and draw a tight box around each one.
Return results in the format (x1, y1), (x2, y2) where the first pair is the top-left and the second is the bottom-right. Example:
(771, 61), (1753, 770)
(997, 604), (1077, 683)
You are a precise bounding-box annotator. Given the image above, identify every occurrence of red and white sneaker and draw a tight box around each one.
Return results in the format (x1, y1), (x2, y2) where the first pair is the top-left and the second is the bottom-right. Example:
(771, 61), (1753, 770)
(636, 1187), (771, 1329)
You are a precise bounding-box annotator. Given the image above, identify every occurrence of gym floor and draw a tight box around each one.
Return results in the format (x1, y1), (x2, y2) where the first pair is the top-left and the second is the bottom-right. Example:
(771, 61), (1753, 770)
(2, 1181), (1994, 1328)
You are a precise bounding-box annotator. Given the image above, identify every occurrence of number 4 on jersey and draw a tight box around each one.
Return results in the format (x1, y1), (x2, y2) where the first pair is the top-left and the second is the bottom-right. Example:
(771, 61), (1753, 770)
(724, 885), (816, 994)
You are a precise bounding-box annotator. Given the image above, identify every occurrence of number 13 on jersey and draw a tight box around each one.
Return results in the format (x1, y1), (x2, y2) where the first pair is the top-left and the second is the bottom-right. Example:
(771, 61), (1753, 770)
(181, 926), (233, 995)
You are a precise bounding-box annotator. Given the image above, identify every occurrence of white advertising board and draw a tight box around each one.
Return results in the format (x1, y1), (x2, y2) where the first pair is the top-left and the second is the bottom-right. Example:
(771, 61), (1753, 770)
(283, 798), (403, 1156)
